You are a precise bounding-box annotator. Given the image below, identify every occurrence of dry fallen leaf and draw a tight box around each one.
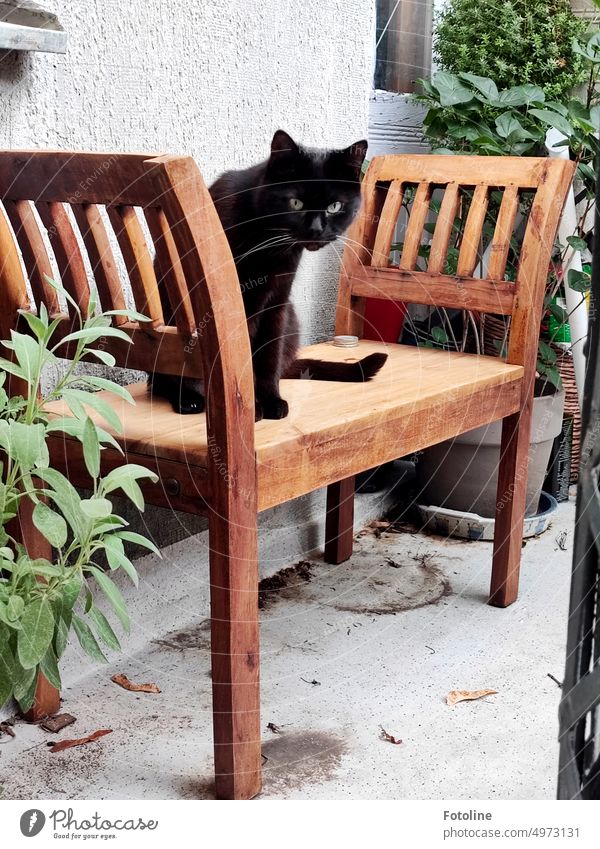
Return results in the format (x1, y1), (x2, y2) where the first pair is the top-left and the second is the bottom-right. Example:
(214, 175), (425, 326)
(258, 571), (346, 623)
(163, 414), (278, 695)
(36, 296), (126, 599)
(0, 720), (15, 739)
(40, 713), (76, 733)
(111, 674), (161, 694)
(447, 688), (498, 707)
(49, 729), (112, 753)
(379, 725), (402, 745)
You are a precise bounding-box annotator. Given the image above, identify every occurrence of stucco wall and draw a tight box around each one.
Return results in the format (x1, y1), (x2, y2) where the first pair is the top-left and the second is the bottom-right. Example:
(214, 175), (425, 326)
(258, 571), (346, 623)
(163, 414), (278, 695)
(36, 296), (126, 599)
(0, 0), (375, 342)
(0, 0), (378, 556)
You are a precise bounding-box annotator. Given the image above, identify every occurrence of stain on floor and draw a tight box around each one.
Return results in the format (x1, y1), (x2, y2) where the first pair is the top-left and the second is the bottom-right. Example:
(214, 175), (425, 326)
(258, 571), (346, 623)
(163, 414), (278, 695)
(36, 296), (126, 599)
(261, 730), (348, 795)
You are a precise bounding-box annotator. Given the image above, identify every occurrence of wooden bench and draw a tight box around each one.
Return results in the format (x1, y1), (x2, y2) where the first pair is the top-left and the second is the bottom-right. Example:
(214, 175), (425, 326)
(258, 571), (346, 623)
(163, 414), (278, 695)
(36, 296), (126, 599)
(0, 150), (574, 799)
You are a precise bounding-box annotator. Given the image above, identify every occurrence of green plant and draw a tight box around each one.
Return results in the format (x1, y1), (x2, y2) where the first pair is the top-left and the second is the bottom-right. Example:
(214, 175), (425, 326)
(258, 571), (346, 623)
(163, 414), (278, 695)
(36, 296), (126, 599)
(416, 73), (599, 188)
(0, 281), (159, 713)
(434, 0), (589, 101)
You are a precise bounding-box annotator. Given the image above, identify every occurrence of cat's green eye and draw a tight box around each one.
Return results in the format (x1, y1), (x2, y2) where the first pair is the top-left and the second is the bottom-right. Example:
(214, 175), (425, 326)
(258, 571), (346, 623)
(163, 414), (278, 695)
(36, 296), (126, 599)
(326, 201), (343, 215)
(289, 198), (304, 211)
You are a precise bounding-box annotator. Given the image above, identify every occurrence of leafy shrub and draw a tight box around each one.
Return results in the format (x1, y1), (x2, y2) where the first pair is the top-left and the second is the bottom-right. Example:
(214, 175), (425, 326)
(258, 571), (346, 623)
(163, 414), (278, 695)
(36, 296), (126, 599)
(434, 0), (589, 101)
(0, 281), (159, 712)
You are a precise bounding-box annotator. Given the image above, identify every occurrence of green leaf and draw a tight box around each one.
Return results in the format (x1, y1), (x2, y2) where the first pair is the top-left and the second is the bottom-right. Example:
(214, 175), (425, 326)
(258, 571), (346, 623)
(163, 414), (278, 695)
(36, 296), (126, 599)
(495, 113), (535, 142)
(86, 349), (116, 368)
(78, 376), (134, 404)
(7, 595), (24, 622)
(46, 417), (123, 453)
(32, 501), (68, 548)
(88, 607), (121, 651)
(458, 72), (499, 103)
(114, 530), (160, 556)
(103, 309), (152, 322)
(82, 416), (101, 479)
(61, 388), (123, 434)
(538, 340), (557, 364)
(39, 645), (61, 690)
(529, 109), (573, 138)
(566, 235), (587, 253)
(549, 302), (568, 324)
(71, 613), (107, 663)
(54, 617), (69, 659)
(431, 326), (449, 345)
(432, 72), (474, 107)
(87, 567), (130, 633)
(102, 464), (158, 498)
(13, 662), (37, 711)
(29, 558), (63, 581)
(6, 331), (43, 385)
(497, 85), (545, 107)
(104, 537), (139, 586)
(0, 626), (14, 708)
(567, 268), (592, 293)
(17, 597), (55, 669)
(577, 162), (597, 183)
(18, 310), (47, 340)
(61, 572), (83, 623)
(1, 421), (48, 471)
(80, 498), (113, 520)
(34, 468), (86, 539)
(57, 326), (133, 346)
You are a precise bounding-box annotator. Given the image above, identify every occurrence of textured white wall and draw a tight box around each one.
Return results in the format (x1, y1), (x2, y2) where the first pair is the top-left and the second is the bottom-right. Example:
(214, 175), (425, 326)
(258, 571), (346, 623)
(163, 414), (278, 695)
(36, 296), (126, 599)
(0, 0), (375, 342)
(0, 1), (376, 550)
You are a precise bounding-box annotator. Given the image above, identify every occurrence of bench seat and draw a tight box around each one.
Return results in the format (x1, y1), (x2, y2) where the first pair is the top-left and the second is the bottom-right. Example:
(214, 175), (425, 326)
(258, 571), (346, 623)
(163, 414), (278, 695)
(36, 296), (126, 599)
(46, 340), (523, 511)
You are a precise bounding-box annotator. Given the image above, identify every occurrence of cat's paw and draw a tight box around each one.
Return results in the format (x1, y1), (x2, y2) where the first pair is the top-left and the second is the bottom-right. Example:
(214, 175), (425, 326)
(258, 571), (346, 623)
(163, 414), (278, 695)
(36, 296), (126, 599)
(259, 396), (289, 420)
(254, 401), (264, 422)
(172, 392), (206, 415)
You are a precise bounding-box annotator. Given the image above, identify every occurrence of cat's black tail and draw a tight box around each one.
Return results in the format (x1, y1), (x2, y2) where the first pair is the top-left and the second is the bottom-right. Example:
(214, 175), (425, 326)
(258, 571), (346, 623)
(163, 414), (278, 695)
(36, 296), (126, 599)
(284, 352), (387, 382)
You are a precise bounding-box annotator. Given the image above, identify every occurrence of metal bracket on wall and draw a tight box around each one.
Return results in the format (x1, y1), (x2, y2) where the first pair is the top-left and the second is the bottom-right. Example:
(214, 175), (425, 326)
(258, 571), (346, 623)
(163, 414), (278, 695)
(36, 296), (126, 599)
(0, 0), (66, 54)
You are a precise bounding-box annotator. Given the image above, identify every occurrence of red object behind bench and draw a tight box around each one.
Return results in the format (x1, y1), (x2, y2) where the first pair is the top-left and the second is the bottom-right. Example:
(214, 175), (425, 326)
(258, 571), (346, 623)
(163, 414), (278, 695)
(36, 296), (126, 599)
(363, 297), (407, 343)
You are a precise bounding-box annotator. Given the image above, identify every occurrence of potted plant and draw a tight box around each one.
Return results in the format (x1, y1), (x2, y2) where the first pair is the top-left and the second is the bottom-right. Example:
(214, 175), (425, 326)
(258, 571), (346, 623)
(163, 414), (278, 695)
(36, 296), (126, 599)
(400, 3), (600, 527)
(0, 281), (159, 718)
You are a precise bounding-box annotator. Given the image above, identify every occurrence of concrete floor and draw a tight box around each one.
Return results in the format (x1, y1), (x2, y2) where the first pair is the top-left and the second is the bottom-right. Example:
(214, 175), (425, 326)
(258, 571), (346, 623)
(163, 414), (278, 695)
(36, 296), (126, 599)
(0, 499), (574, 800)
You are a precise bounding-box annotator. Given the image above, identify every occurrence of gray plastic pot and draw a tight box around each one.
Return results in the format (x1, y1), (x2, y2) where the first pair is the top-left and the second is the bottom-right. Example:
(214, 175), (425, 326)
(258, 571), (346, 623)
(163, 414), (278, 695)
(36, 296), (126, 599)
(416, 387), (566, 519)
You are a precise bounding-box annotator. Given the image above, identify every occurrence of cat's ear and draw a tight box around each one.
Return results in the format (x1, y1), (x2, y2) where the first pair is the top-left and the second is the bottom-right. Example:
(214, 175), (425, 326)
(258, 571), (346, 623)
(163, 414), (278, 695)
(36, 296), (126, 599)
(342, 140), (368, 175)
(270, 130), (299, 156)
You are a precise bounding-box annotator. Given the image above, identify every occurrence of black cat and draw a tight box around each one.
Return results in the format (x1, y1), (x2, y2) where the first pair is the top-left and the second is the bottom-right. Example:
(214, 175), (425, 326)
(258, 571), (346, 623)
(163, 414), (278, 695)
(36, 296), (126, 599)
(149, 129), (387, 420)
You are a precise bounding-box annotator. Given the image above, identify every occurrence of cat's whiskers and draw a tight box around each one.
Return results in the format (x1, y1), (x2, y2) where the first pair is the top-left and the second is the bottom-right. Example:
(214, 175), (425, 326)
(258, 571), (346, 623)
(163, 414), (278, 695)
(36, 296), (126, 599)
(336, 235), (366, 267)
(236, 234), (293, 261)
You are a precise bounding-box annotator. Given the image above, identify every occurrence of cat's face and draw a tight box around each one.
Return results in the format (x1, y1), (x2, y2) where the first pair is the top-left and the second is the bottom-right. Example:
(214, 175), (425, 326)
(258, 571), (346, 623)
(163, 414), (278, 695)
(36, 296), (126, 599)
(259, 130), (367, 251)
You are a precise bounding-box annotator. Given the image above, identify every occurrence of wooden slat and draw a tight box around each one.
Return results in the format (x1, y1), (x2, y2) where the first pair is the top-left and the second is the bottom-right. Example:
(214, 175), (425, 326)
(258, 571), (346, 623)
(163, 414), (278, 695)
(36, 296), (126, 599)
(487, 184), (520, 282)
(72, 203), (127, 324)
(427, 182), (460, 274)
(3, 199), (60, 314)
(145, 206), (196, 335)
(0, 151), (166, 206)
(36, 201), (91, 317)
(369, 153), (554, 189)
(372, 181), (403, 267)
(350, 266), (515, 315)
(49, 320), (204, 378)
(107, 205), (164, 327)
(399, 182), (431, 271)
(0, 205), (31, 395)
(456, 184), (489, 277)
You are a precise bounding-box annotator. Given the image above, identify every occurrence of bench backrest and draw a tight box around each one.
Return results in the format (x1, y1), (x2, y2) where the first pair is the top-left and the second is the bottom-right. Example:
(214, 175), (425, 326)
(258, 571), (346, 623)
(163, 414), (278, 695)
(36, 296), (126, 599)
(336, 154), (575, 379)
(0, 151), (255, 495)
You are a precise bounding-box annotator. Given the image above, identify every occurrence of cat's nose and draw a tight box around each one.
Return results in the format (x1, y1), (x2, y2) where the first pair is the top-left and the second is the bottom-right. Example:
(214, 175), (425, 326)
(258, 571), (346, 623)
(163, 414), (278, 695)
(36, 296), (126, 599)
(307, 216), (324, 238)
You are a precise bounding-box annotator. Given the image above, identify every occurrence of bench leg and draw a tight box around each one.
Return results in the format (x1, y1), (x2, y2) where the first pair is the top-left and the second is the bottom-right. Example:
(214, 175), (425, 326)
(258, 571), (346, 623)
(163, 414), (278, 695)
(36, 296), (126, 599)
(324, 476), (355, 564)
(209, 512), (261, 800)
(11, 498), (61, 720)
(489, 409), (531, 607)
